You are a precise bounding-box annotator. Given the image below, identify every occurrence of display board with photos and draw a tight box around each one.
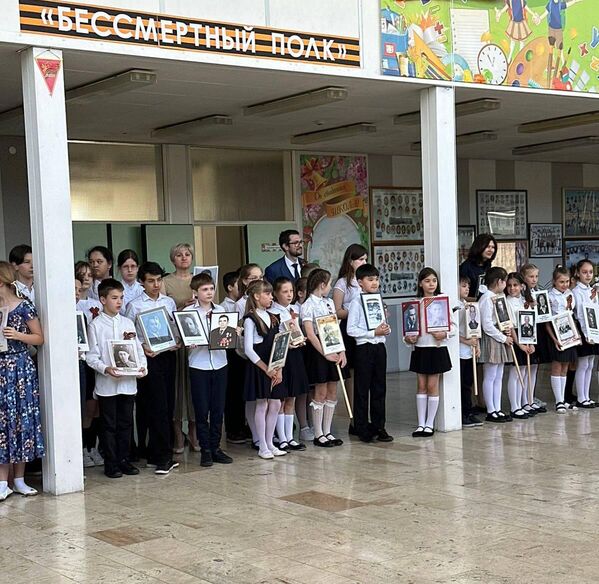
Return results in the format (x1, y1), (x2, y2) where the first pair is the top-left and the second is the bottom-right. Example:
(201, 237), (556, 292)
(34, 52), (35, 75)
(268, 331), (291, 372)
(564, 240), (599, 274)
(476, 190), (528, 241)
(551, 311), (582, 350)
(314, 314), (345, 355)
(464, 302), (481, 340)
(208, 312), (239, 350)
(458, 225), (476, 263)
(370, 187), (423, 243)
(374, 245), (424, 299)
(529, 223), (563, 258)
(563, 188), (599, 238)
(423, 295), (451, 333)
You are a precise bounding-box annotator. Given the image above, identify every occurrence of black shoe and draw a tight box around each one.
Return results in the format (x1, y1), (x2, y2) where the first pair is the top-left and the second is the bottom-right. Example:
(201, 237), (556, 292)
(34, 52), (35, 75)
(325, 433), (343, 446)
(497, 411), (512, 422)
(155, 460), (180, 475)
(288, 440), (306, 451)
(463, 414), (483, 427)
(510, 410), (529, 420)
(119, 460), (140, 475)
(226, 433), (247, 444)
(313, 435), (334, 447)
(211, 449), (233, 464)
(412, 426), (426, 438)
(359, 434), (374, 443)
(104, 467), (122, 479)
(485, 412), (504, 423)
(200, 451), (213, 467)
(376, 429), (394, 442)
(348, 423), (358, 436)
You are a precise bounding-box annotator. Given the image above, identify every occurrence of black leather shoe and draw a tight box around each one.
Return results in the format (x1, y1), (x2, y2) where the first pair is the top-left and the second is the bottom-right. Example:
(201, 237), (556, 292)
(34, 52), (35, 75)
(211, 449), (233, 464)
(377, 429), (394, 442)
(104, 467), (122, 479)
(313, 435), (334, 447)
(119, 460), (140, 475)
(348, 423), (357, 436)
(200, 450), (213, 467)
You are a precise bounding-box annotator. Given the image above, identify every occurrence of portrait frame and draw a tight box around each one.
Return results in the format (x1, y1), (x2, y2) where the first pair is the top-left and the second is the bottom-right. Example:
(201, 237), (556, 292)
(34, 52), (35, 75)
(517, 309), (537, 345)
(532, 290), (552, 323)
(563, 188), (599, 239)
(108, 339), (142, 375)
(529, 223), (563, 258)
(267, 331), (291, 372)
(458, 225), (476, 263)
(173, 310), (208, 347)
(282, 318), (305, 346)
(372, 244), (425, 299)
(401, 300), (420, 337)
(492, 294), (512, 332)
(476, 189), (528, 241)
(193, 265), (219, 285)
(370, 187), (423, 244)
(360, 292), (386, 331)
(464, 301), (482, 340)
(564, 240), (599, 274)
(76, 311), (89, 352)
(0, 305), (9, 352)
(423, 295), (451, 334)
(208, 311), (239, 350)
(551, 311), (582, 351)
(137, 306), (177, 354)
(315, 314), (346, 355)
(583, 305), (599, 344)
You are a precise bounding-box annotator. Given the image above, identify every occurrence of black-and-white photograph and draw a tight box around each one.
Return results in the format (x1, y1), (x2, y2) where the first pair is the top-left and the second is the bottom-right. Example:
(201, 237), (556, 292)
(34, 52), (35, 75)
(315, 314), (345, 355)
(193, 265), (219, 285)
(458, 226), (476, 263)
(464, 302), (482, 340)
(137, 306), (177, 354)
(533, 290), (552, 323)
(173, 310), (208, 347)
(108, 339), (142, 375)
(283, 318), (305, 346)
(76, 311), (89, 352)
(552, 311), (582, 350)
(477, 190), (528, 240)
(402, 301), (420, 337)
(209, 312), (239, 350)
(360, 292), (385, 330)
(0, 305), (8, 352)
(374, 245), (424, 298)
(564, 188), (599, 238)
(424, 295), (450, 333)
(493, 294), (512, 332)
(370, 187), (423, 243)
(268, 331), (291, 372)
(517, 310), (537, 345)
(583, 305), (599, 343)
(529, 223), (563, 258)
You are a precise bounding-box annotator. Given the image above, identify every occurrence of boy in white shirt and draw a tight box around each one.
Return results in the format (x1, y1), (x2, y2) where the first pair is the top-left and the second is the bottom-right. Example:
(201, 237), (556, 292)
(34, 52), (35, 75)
(86, 279), (147, 479)
(346, 264), (393, 443)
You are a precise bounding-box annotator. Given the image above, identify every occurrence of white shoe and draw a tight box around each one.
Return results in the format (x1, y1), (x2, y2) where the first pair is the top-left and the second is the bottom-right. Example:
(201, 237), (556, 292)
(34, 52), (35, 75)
(258, 450), (274, 460)
(0, 487), (12, 501)
(89, 448), (104, 465)
(13, 484), (38, 497)
(299, 426), (315, 441)
(82, 450), (95, 468)
(270, 447), (287, 457)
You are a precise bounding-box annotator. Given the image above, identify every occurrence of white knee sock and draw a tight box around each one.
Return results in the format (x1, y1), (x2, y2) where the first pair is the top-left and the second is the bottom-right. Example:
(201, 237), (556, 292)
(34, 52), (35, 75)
(560, 375), (567, 404)
(550, 376), (562, 404)
(530, 364), (538, 400)
(245, 401), (258, 442)
(254, 399), (268, 452)
(323, 400), (337, 436)
(265, 401), (281, 451)
(276, 413), (286, 444)
(284, 414), (295, 443)
(585, 357), (595, 402)
(520, 367), (529, 407)
(483, 364), (498, 413)
(493, 364), (504, 413)
(507, 368), (520, 412)
(416, 394), (428, 427)
(576, 357), (590, 402)
(425, 396), (439, 429)
(310, 401), (324, 438)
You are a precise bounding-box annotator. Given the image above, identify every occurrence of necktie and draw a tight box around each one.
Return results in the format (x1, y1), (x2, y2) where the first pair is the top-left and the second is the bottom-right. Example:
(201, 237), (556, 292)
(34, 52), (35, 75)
(293, 263), (300, 280)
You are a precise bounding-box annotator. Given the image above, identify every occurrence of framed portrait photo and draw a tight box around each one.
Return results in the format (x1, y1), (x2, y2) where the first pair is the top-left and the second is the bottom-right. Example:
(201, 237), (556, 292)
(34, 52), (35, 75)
(583, 305), (599, 344)
(373, 244), (425, 299)
(458, 225), (476, 263)
(532, 290), (552, 323)
(564, 240), (599, 274)
(282, 318), (305, 347)
(517, 309), (537, 345)
(529, 223), (562, 258)
(193, 265), (219, 285)
(423, 295), (450, 334)
(476, 190), (528, 240)
(209, 311), (239, 350)
(492, 294), (512, 332)
(563, 188), (599, 238)
(76, 311), (89, 352)
(551, 311), (582, 351)
(370, 187), (423, 243)
(315, 314), (345, 355)
(173, 310), (208, 347)
(137, 306), (177, 354)
(360, 292), (385, 331)
(464, 302), (482, 340)
(401, 300), (420, 337)
(108, 339), (142, 375)
(0, 305), (9, 352)
(268, 331), (291, 372)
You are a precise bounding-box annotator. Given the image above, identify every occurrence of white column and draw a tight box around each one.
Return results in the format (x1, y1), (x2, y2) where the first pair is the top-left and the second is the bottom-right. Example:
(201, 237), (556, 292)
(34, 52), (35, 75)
(420, 86), (461, 432)
(21, 48), (84, 494)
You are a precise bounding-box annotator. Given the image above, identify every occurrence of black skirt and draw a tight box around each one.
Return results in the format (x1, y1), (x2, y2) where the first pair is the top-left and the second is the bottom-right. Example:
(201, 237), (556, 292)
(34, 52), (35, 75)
(282, 347), (308, 397)
(409, 346), (452, 375)
(304, 343), (350, 385)
(534, 323), (552, 364)
(244, 362), (287, 401)
(577, 335), (599, 357)
(340, 318), (357, 369)
(548, 342), (578, 363)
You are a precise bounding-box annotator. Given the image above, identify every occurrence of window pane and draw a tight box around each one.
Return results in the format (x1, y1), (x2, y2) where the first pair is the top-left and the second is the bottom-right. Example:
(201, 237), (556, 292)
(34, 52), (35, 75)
(191, 148), (291, 222)
(69, 142), (162, 221)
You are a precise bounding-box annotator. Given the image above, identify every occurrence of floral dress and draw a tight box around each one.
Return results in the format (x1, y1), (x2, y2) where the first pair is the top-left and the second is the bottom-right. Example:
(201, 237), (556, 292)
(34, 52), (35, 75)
(0, 301), (44, 463)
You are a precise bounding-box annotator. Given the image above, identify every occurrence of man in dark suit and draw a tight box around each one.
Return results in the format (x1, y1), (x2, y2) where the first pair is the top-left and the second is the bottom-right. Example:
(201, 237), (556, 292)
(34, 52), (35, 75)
(209, 314), (237, 349)
(264, 229), (304, 284)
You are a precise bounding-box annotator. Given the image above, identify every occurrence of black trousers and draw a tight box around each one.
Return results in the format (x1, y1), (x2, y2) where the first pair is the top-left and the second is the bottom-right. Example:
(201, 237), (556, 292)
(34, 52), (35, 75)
(190, 367), (227, 452)
(224, 351), (246, 436)
(460, 358), (474, 417)
(353, 343), (387, 436)
(98, 394), (135, 470)
(136, 351), (176, 465)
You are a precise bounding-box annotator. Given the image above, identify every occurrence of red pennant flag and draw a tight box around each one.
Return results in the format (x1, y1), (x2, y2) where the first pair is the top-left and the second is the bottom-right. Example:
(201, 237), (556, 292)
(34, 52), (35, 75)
(35, 57), (61, 96)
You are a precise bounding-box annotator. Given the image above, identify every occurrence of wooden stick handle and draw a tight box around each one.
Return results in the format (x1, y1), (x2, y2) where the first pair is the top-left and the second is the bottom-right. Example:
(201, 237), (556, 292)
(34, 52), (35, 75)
(526, 352), (533, 405)
(510, 345), (526, 391)
(336, 363), (353, 419)
(471, 346), (478, 396)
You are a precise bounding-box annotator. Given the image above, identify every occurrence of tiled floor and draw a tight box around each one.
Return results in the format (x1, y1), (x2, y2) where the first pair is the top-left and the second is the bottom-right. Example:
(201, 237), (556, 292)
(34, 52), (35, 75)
(4, 371), (599, 583)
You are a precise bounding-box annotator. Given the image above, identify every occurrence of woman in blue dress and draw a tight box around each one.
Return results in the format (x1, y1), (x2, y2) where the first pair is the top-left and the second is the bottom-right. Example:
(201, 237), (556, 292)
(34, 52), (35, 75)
(0, 261), (44, 499)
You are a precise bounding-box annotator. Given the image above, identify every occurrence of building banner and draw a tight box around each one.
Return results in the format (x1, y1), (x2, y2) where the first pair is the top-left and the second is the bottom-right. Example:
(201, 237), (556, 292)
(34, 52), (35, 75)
(300, 155), (369, 276)
(381, 0), (597, 93)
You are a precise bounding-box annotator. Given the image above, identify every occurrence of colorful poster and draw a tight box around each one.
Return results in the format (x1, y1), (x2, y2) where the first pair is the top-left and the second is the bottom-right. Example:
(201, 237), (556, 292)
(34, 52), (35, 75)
(381, 0), (597, 94)
(301, 155), (369, 276)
